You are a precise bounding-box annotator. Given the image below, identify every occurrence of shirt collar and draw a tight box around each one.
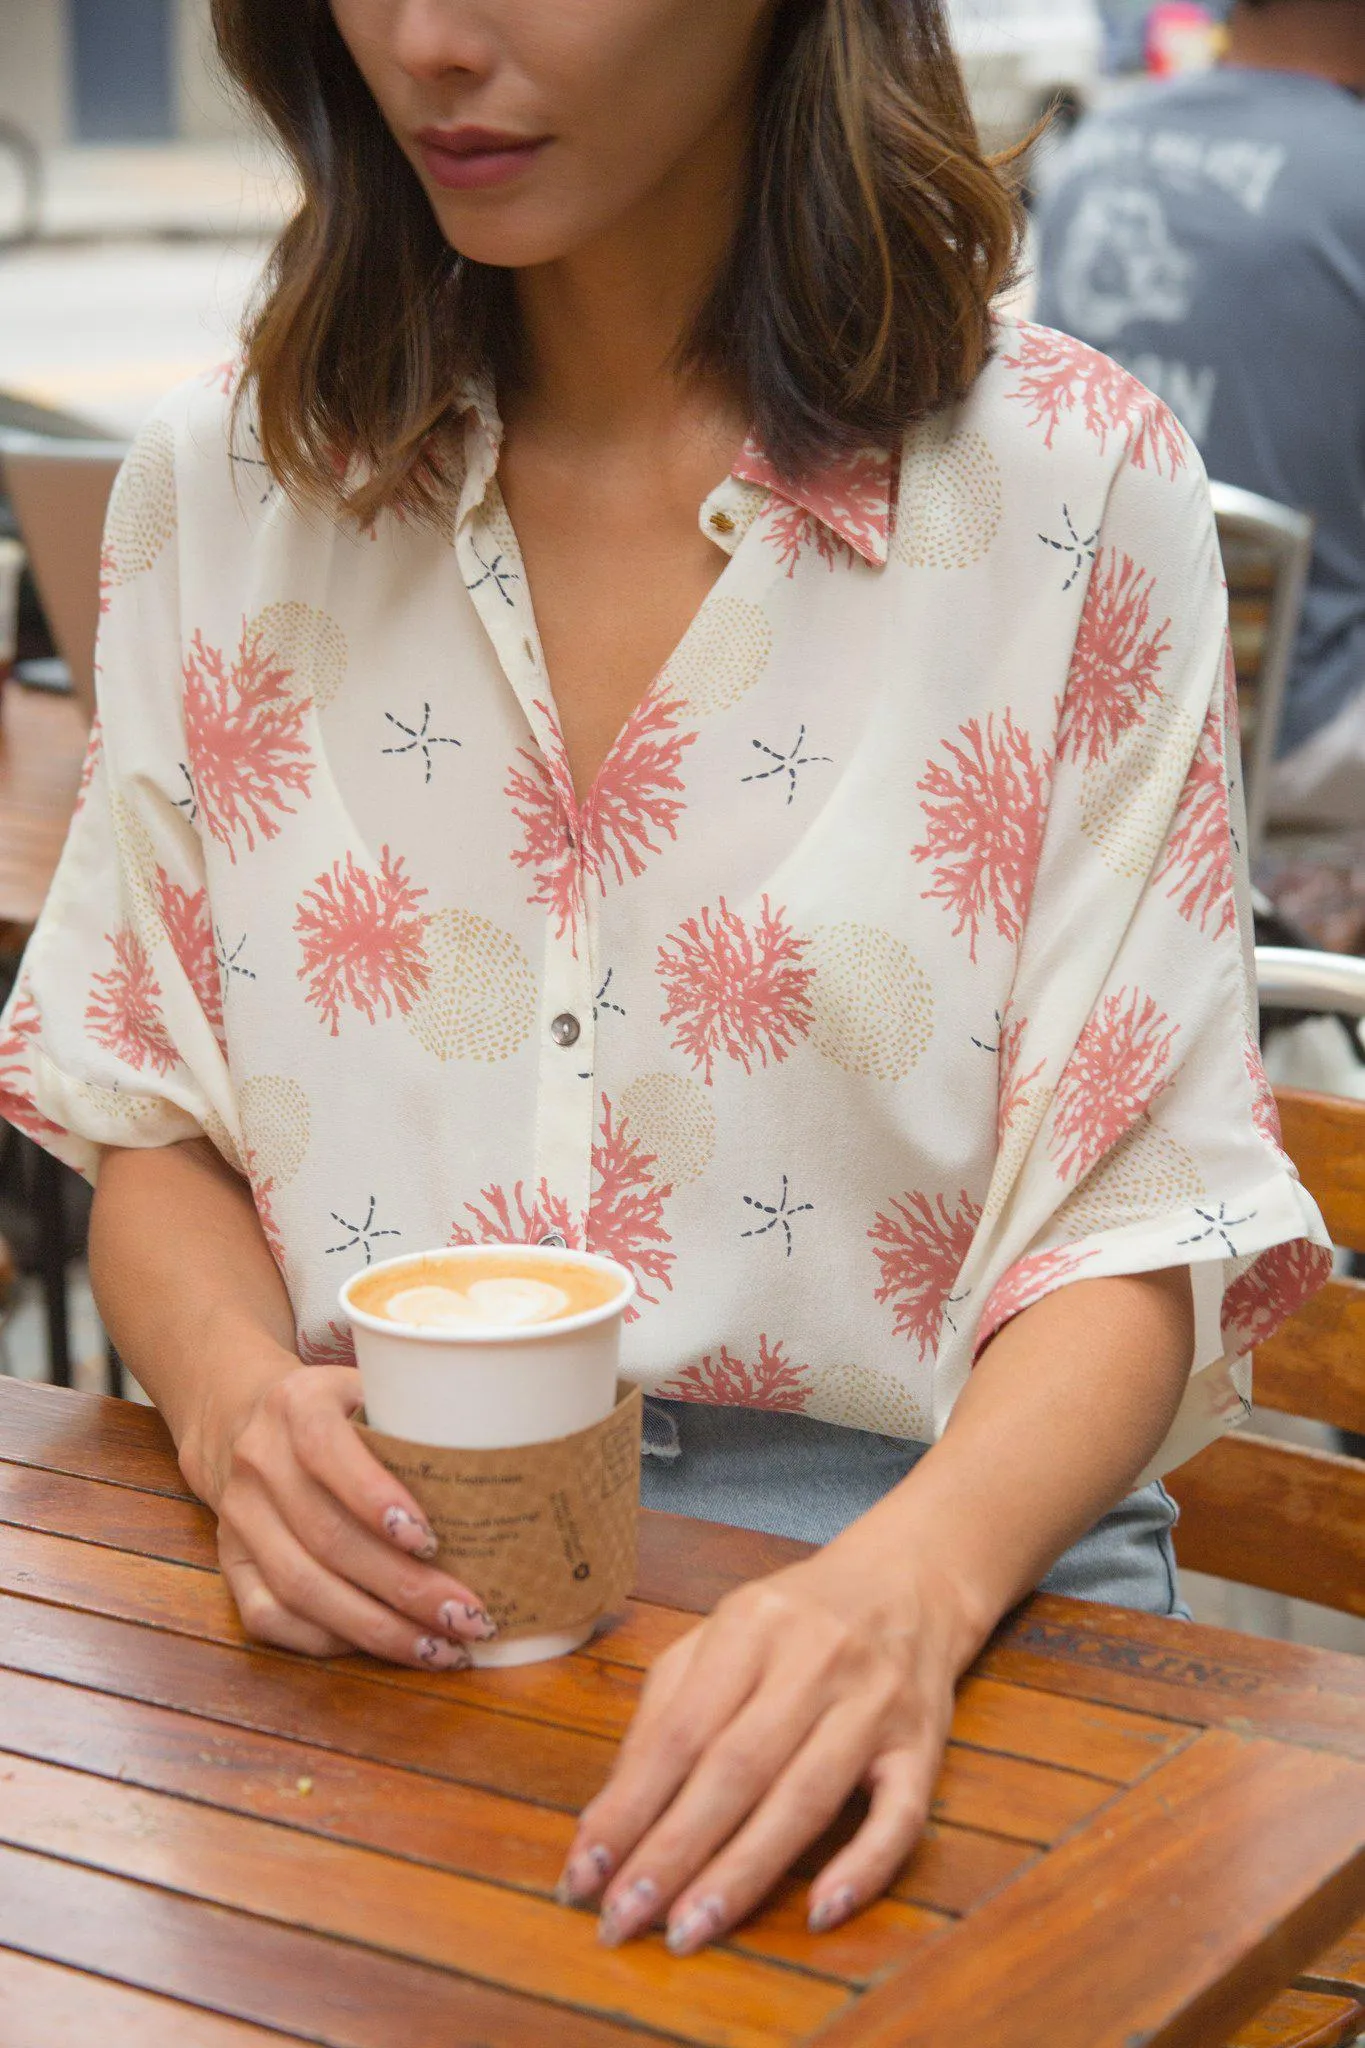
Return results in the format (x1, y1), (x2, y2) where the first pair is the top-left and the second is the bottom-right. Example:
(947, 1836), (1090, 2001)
(452, 382), (895, 571)
(731, 435), (896, 569)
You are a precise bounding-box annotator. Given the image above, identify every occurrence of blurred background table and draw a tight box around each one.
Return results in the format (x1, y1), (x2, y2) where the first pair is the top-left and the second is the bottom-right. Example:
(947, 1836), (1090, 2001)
(0, 679), (86, 942)
(0, 1377), (1362, 2048)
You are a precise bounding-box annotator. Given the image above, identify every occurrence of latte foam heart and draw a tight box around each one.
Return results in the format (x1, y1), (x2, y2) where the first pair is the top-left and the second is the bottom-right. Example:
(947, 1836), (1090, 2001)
(384, 1278), (571, 1330)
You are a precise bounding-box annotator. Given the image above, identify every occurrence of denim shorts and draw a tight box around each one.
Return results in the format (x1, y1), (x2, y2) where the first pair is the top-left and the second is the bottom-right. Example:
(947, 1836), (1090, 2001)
(640, 1400), (1189, 1620)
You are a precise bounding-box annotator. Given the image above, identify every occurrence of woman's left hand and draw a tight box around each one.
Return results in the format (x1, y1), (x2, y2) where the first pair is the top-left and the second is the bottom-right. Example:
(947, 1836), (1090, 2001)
(555, 1541), (981, 1953)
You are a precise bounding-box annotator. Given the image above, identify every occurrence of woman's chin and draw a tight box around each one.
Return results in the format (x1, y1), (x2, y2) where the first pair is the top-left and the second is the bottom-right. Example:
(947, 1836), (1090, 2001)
(427, 199), (591, 273)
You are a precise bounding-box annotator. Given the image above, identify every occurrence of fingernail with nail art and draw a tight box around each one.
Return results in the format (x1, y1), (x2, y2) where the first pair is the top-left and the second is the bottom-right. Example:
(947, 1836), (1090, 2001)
(439, 1599), (497, 1642)
(808, 1884), (857, 1934)
(383, 1505), (439, 1559)
(414, 1635), (471, 1670)
(598, 1877), (658, 1947)
(665, 1893), (727, 1957)
(556, 1842), (614, 1907)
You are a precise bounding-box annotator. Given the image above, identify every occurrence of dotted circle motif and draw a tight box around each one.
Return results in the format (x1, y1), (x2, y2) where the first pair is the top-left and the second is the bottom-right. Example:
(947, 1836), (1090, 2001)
(1057, 1120), (1206, 1239)
(201, 1107), (245, 1177)
(110, 797), (162, 945)
(405, 907), (537, 1063)
(250, 602), (348, 710)
(894, 424), (1002, 572)
(661, 597), (772, 718)
(808, 924), (934, 1081)
(618, 1072), (717, 1188)
(104, 420), (177, 589)
(1081, 698), (1201, 879)
(806, 1362), (930, 1442)
(239, 1075), (311, 1186)
(70, 1079), (158, 1126)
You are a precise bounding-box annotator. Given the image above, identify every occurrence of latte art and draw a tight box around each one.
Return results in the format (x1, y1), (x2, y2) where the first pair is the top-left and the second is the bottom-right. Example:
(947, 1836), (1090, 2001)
(385, 1278), (571, 1330)
(347, 1248), (624, 1331)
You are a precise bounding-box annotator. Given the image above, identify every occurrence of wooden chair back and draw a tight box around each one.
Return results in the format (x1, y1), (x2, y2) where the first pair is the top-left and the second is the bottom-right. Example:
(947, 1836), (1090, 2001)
(1211, 481), (1314, 860)
(1166, 1086), (1365, 1618)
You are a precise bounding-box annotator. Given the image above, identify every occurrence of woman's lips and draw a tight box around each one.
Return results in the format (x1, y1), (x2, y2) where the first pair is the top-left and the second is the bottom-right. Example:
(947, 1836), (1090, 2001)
(415, 129), (550, 192)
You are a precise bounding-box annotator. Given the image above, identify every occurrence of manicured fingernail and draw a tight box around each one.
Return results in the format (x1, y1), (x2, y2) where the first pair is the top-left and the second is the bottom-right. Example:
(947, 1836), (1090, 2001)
(666, 1893), (727, 1957)
(556, 1842), (614, 1907)
(598, 1877), (658, 1947)
(383, 1506), (438, 1560)
(808, 1884), (857, 1934)
(414, 1635), (470, 1670)
(439, 1600), (497, 1642)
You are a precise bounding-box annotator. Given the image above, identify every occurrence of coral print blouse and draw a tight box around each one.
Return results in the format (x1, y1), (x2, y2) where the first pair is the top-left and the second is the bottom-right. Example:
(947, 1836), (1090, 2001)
(0, 321), (1331, 1482)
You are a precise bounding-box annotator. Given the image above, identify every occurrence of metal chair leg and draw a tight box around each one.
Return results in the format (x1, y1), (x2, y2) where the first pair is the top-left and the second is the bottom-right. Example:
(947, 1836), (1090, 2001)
(33, 1145), (71, 1387)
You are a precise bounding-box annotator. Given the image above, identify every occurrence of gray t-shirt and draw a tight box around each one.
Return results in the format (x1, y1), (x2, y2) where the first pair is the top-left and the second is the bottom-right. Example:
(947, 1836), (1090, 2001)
(1034, 68), (1365, 757)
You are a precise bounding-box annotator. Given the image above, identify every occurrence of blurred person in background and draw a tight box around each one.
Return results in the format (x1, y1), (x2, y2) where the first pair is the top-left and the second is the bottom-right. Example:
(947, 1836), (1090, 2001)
(1034, 0), (1365, 827)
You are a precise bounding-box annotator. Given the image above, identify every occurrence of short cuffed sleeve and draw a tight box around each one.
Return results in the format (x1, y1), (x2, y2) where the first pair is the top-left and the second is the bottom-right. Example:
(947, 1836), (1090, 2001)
(953, 411), (1331, 1480)
(0, 408), (236, 1182)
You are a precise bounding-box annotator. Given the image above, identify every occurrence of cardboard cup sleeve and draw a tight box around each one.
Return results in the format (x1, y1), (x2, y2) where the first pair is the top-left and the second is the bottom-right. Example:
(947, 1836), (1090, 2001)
(356, 1383), (643, 1641)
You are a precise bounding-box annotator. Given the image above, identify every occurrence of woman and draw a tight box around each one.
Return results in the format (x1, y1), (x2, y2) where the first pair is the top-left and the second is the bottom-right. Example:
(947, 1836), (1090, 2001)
(0, 0), (1329, 1958)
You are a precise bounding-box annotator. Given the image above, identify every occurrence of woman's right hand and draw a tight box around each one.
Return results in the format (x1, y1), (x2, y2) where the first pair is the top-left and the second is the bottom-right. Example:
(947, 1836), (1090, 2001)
(192, 1357), (496, 1668)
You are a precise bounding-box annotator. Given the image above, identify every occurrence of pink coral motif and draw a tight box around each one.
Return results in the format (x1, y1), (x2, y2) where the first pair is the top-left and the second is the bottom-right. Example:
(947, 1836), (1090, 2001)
(1154, 648), (1237, 940)
(582, 694), (698, 889)
(1221, 1238), (1332, 1353)
(183, 621), (314, 862)
(297, 1318), (357, 1367)
(1060, 551), (1171, 766)
(997, 1009), (1047, 1150)
(295, 845), (430, 1036)
(587, 1095), (675, 1318)
(658, 1334), (813, 1412)
(736, 439), (892, 574)
(451, 1180), (582, 1253)
(243, 1148), (288, 1272)
(870, 1189), (983, 1358)
(1244, 1038), (1283, 1150)
(976, 1245), (1099, 1355)
(762, 501), (855, 578)
(86, 926), (178, 1076)
(657, 895), (815, 1086)
(154, 867), (223, 1039)
(0, 989), (63, 1141)
(204, 359), (239, 397)
(1002, 327), (1188, 478)
(98, 544), (117, 617)
(912, 711), (1051, 963)
(1049, 988), (1180, 1183)
(507, 706), (584, 948)
(74, 717), (102, 816)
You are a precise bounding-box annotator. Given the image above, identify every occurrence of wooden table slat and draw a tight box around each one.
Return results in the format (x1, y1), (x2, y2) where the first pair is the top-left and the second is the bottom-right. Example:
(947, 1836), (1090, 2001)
(0, 1843), (664, 2048)
(0, 1663), (943, 1986)
(0, 1379), (193, 1499)
(0, 1456), (1202, 1794)
(0, 1528), (1138, 1850)
(1225, 1987), (1364, 2048)
(0, 1947), (297, 2048)
(814, 1729), (1365, 2048)
(0, 1753), (851, 2048)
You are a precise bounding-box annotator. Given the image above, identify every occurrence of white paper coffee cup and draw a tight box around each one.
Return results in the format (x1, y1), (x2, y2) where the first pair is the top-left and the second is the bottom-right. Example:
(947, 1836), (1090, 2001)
(339, 1244), (636, 1667)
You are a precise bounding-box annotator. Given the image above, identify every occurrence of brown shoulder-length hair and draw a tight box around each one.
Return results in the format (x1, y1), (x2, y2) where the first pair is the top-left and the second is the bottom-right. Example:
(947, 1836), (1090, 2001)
(211, 0), (1024, 529)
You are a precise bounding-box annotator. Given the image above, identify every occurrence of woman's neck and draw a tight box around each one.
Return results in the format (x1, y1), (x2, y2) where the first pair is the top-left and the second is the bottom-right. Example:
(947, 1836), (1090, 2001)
(506, 101), (751, 458)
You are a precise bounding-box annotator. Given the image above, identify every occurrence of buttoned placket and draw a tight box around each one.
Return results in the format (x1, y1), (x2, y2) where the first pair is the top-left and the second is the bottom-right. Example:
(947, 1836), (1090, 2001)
(453, 420), (599, 1236)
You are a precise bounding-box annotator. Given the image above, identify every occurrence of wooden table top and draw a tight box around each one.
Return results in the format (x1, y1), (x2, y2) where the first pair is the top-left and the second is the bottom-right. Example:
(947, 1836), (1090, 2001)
(1, 1378), (1363, 2048)
(0, 681), (88, 938)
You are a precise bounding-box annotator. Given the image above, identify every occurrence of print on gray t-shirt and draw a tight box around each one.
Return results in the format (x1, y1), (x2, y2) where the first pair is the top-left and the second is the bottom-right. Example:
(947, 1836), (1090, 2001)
(1034, 68), (1365, 758)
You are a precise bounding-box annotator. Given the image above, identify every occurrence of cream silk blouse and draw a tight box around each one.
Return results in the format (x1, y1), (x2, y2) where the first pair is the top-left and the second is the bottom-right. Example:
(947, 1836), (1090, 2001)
(0, 322), (1330, 1482)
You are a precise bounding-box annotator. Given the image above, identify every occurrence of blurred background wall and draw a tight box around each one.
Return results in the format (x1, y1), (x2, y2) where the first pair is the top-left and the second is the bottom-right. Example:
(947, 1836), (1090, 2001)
(0, 0), (233, 147)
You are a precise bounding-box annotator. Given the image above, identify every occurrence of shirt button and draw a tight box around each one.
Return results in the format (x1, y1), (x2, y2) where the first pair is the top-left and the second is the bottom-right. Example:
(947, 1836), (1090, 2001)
(539, 1230), (568, 1249)
(550, 1012), (581, 1048)
(709, 509), (736, 535)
